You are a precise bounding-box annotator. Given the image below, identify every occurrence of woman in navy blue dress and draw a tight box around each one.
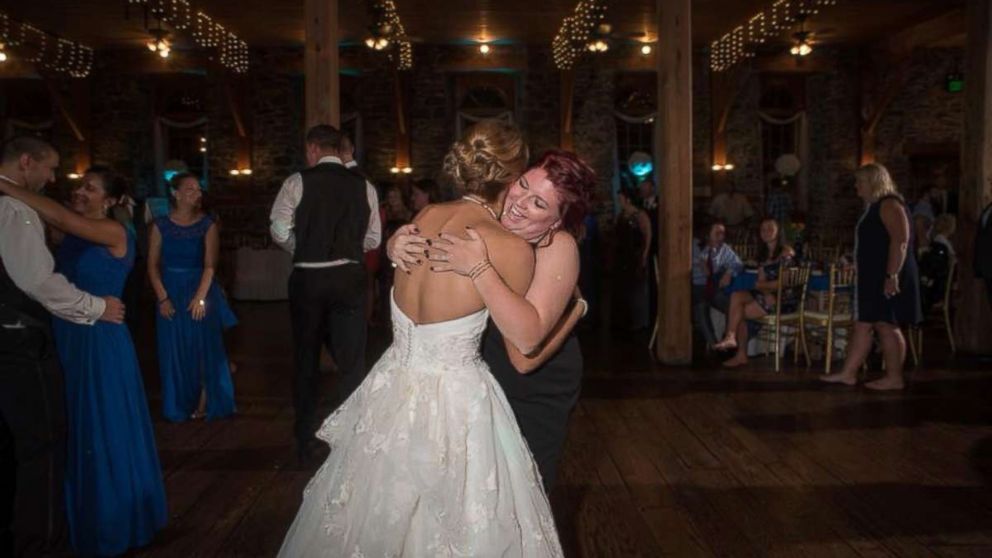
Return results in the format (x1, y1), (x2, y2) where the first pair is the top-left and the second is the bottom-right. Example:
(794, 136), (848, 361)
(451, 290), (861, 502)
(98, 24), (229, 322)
(822, 163), (921, 390)
(0, 167), (167, 556)
(148, 173), (236, 421)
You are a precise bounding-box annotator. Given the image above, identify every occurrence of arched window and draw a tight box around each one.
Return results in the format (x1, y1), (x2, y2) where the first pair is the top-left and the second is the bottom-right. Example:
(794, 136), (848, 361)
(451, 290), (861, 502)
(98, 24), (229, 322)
(454, 74), (516, 139)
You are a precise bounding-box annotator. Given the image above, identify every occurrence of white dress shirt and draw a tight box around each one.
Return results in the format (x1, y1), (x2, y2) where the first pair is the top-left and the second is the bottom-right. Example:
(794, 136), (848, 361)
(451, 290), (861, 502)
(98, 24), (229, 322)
(269, 156), (381, 268)
(0, 176), (105, 325)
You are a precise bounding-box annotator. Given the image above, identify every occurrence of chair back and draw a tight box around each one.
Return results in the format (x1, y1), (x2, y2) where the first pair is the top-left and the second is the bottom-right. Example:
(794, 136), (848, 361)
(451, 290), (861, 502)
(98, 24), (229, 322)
(804, 244), (841, 268)
(825, 264), (857, 322)
(733, 243), (758, 265)
(775, 264), (812, 320)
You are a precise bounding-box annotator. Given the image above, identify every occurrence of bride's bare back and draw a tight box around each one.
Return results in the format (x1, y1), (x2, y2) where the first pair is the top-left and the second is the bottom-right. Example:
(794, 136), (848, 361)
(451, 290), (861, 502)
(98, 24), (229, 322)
(394, 200), (534, 324)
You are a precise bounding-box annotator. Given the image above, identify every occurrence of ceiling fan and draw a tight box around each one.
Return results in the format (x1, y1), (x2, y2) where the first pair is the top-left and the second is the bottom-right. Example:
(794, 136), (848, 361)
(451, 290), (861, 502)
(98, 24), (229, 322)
(364, 3), (422, 51)
(789, 15), (835, 57)
(586, 22), (646, 53)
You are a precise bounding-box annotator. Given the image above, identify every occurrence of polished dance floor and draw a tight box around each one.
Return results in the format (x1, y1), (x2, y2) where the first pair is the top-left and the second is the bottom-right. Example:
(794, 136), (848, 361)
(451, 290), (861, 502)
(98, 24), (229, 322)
(127, 301), (992, 557)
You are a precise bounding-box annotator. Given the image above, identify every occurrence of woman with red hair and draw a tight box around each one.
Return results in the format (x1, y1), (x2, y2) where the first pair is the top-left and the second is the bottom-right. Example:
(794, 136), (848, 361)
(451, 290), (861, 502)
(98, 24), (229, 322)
(388, 149), (596, 490)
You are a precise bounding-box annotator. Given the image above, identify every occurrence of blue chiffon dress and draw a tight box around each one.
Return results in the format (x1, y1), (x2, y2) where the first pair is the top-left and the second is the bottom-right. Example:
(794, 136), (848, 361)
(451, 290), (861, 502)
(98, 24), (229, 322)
(53, 232), (167, 556)
(154, 215), (237, 422)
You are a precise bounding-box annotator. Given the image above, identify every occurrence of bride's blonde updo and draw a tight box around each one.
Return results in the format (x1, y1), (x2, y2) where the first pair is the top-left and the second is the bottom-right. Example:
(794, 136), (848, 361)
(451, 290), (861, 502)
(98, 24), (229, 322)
(442, 119), (528, 203)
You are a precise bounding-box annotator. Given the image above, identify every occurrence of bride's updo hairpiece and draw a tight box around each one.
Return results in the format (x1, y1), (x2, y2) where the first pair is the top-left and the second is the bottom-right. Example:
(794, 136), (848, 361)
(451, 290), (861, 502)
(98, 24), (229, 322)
(443, 119), (528, 203)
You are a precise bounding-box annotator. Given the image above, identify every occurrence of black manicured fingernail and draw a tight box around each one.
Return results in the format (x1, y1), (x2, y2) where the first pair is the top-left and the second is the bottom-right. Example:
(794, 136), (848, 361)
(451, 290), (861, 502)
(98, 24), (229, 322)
(426, 239), (432, 246)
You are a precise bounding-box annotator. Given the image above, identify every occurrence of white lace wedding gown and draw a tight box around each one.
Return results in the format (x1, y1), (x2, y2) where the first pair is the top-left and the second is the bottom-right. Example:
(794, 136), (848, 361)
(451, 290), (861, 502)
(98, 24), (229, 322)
(278, 294), (564, 557)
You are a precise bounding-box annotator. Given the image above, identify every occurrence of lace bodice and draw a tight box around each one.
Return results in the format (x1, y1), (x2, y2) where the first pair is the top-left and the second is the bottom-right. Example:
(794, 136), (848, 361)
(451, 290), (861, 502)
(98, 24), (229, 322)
(389, 294), (490, 369)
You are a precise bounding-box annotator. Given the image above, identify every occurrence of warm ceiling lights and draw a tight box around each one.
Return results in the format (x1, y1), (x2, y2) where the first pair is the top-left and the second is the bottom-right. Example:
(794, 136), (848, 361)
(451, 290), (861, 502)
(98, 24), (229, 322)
(709, 0), (838, 72)
(640, 44), (652, 55)
(552, 0), (608, 70)
(790, 41), (812, 56)
(587, 39), (609, 53)
(479, 43), (490, 55)
(126, 0), (249, 73)
(0, 12), (94, 76)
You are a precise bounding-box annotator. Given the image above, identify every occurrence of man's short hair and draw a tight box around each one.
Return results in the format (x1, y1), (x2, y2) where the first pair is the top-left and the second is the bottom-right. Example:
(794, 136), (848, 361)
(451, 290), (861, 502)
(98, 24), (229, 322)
(1, 135), (57, 164)
(305, 125), (344, 152)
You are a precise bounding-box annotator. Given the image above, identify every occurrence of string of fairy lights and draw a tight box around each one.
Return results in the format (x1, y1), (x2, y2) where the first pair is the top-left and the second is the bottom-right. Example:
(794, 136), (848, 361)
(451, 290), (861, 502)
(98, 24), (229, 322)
(126, 0), (249, 73)
(552, 0), (608, 70)
(0, 12), (95, 77)
(364, 0), (413, 70)
(710, 0), (838, 72)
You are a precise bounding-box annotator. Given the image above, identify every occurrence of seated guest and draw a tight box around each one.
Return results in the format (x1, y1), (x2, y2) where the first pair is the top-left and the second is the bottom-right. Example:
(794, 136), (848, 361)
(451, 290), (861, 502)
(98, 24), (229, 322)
(919, 214), (956, 314)
(712, 218), (795, 367)
(691, 221), (742, 347)
(709, 179), (755, 228)
(410, 179), (439, 213)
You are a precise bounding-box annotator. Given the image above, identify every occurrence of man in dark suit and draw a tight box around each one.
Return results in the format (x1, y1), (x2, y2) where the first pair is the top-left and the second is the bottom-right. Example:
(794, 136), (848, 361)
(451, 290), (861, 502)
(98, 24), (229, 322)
(269, 125), (381, 463)
(976, 198), (992, 307)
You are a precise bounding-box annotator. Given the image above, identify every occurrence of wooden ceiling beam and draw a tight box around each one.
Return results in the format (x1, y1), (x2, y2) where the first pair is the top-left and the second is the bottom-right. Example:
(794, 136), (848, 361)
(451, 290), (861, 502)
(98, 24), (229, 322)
(880, 7), (967, 60)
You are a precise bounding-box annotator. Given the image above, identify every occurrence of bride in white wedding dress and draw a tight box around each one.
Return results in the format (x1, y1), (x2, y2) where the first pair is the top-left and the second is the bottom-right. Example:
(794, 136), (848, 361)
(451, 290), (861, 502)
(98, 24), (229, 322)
(278, 120), (564, 557)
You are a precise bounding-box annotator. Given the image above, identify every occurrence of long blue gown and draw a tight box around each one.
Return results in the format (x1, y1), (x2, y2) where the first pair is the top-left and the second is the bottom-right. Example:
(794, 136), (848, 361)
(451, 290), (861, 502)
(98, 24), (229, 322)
(53, 232), (167, 556)
(154, 215), (237, 422)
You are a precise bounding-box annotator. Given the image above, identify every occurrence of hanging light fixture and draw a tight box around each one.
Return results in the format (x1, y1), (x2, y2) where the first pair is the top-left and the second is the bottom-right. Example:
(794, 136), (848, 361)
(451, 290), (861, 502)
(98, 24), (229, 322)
(790, 40), (812, 56)
(147, 28), (171, 59)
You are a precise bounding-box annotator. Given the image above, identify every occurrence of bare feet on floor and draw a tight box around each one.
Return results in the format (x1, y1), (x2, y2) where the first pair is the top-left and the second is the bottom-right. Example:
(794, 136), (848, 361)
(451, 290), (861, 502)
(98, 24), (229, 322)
(820, 372), (858, 386)
(865, 377), (905, 391)
(712, 338), (738, 351)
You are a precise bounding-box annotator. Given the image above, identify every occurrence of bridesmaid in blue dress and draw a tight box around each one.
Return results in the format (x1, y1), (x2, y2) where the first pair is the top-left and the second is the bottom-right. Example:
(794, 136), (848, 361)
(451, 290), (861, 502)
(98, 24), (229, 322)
(0, 166), (167, 556)
(148, 173), (236, 422)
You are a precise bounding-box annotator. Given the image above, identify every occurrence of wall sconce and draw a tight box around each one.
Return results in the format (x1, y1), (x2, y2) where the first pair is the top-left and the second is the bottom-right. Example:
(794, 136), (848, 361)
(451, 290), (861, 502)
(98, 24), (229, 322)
(229, 168), (253, 176)
(711, 163), (735, 172)
(640, 44), (652, 56)
(479, 43), (491, 55)
(390, 167), (413, 174)
(67, 173), (81, 180)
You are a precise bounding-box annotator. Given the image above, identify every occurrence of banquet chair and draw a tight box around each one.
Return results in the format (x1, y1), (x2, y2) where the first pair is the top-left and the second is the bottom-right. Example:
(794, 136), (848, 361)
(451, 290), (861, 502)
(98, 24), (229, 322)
(754, 264), (811, 372)
(908, 258), (957, 362)
(799, 264), (856, 374)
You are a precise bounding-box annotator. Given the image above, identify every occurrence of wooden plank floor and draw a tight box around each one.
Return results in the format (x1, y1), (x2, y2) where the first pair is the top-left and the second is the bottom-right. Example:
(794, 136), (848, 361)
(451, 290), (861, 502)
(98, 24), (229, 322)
(125, 302), (992, 557)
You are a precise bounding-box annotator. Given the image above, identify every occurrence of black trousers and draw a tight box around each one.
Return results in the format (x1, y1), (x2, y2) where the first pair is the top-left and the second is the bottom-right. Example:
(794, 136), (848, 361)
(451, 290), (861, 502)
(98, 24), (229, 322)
(288, 265), (368, 445)
(0, 352), (66, 557)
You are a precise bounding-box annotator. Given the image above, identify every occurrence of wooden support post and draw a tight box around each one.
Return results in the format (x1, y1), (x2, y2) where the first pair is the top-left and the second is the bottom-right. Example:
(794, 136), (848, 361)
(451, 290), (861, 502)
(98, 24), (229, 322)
(394, 69), (411, 173)
(654, 0), (693, 364)
(560, 70), (575, 150)
(304, 0), (339, 129)
(955, 0), (992, 354)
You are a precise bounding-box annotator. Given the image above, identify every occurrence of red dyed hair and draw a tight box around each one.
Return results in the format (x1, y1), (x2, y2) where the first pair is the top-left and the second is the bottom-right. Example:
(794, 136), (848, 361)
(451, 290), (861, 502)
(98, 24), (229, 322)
(533, 149), (597, 237)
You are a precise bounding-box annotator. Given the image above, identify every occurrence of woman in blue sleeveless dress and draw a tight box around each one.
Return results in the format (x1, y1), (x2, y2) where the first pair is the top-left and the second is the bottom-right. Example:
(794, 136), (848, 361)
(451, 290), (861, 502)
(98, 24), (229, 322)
(0, 166), (167, 556)
(148, 173), (236, 421)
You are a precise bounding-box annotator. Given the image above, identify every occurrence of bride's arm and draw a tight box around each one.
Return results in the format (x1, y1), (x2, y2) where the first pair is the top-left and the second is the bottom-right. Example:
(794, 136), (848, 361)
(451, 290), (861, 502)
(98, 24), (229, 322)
(0, 180), (126, 250)
(431, 229), (579, 357)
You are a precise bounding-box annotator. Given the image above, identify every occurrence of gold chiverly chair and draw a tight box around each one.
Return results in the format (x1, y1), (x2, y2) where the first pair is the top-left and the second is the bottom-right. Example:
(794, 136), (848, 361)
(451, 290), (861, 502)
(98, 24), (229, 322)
(732, 243), (758, 266)
(908, 258), (957, 362)
(755, 264), (811, 372)
(804, 244), (841, 268)
(799, 264), (857, 374)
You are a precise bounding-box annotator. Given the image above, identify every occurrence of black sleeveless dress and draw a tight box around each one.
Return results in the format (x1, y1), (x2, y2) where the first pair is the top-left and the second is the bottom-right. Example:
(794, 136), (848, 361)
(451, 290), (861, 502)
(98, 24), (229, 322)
(483, 323), (583, 492)
(854, 195), (923, 325)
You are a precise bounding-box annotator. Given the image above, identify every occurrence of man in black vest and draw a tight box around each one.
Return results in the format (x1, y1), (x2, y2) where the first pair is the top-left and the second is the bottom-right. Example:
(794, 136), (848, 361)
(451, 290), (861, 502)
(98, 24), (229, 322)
(976, 194), (992, 309)
(270, 125), (381, 463)
(0, 136), (125, 556)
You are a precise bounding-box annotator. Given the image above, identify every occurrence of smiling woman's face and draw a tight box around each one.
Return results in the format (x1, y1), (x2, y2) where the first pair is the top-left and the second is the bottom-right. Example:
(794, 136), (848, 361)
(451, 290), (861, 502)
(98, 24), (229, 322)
(500, 166), (562, 243)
